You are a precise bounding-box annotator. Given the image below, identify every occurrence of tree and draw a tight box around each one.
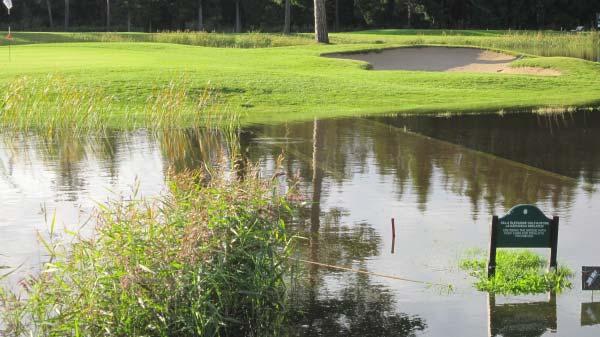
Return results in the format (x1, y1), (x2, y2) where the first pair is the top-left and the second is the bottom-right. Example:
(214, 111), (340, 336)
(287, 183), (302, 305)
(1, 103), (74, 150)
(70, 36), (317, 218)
(313, 0), (328, 43)
(283, 0), (291, 34)
(46, 0), (54, 28)
(106, 0), (110, 31)
(333, 0), (339, 31)
(64, 0), (69, 30)
(234, 0), (241, 32)
(197, 0), (204, 30)
(405, 0), (414, 28)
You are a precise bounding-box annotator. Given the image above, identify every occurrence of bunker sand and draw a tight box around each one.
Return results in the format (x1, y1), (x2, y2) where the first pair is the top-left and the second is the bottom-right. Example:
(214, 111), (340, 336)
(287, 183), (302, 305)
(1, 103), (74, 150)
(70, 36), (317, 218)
(328, 47), (561, 76)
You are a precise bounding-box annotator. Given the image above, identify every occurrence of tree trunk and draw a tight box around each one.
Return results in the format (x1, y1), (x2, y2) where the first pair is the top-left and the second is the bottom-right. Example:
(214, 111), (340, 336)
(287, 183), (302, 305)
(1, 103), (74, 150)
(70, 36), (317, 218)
(64, 0), (69, 30)
(106, 0), (110, 31)
(127, 7), (131, 32)
(406, 1), (412, 28)
(197, 0), (204, 31)
(235, 0), (241, 33)
(310, 118), (324, 233)
(334, 0), (339, 32)
(536, 0), (544, 29)
(46, 0), (54, 28)
(283, 0), (291, 34)
(313, 0), (329, 43)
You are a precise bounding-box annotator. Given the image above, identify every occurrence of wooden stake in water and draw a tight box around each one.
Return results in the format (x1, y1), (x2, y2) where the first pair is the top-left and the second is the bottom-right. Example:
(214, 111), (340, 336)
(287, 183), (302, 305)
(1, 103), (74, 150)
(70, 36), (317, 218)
(391, 218), (396, 254)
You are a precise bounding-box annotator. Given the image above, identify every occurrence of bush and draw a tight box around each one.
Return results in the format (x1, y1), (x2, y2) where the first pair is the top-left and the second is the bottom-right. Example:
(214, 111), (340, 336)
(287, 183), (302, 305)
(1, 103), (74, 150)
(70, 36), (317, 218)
(0, 167), (295, 337)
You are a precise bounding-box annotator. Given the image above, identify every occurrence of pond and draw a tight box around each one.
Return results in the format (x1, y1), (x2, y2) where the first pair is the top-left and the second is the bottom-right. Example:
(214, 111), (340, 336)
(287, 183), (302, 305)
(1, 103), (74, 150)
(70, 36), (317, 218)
(1, 110), (600, 336)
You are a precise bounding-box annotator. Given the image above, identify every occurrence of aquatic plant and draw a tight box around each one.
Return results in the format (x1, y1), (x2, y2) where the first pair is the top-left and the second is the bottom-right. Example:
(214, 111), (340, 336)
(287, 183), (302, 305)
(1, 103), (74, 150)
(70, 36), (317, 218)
(460, 249), (573, 295)
(0, 166), (296, 336)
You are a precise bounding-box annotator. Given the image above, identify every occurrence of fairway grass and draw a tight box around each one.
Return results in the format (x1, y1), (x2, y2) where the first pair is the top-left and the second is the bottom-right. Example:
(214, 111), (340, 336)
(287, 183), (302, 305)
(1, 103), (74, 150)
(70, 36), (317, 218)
(0, 31), (599, 127)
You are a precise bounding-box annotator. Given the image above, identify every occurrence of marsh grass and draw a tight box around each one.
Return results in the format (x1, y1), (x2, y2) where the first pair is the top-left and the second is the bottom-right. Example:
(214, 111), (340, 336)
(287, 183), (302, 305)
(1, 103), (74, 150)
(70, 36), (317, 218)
(7, 31), (597, 57)
(334, 30), (600, 60)
(0, 164), (296, 336)
(0, 74), (236, 133)
(473, 31), (600, 60)
(0, 75), (114, 132)
(460, 249), (573, 295)
(5, 31), (315, 48)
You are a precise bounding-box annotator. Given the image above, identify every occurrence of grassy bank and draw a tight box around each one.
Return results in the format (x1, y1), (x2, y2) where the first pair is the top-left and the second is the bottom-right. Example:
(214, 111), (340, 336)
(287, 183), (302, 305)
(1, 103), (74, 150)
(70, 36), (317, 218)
(0, 30), (599, 127)
(0, 168), (296, 336)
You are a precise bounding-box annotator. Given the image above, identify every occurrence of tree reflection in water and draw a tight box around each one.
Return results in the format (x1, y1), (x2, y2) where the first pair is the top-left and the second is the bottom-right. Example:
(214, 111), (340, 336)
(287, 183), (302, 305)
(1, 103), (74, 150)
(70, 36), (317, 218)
(289, 273), (426, 337)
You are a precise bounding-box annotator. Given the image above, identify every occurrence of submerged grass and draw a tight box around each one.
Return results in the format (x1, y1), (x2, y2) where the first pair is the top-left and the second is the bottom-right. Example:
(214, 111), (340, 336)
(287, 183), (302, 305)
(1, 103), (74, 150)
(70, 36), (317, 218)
(460, 249), (573, 295)
(0, 165), (296, 336)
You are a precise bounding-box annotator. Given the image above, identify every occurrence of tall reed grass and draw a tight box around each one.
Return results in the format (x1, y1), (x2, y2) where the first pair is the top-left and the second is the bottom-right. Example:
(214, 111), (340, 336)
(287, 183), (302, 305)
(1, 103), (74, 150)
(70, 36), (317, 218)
(7, 32), (315, 48)
(0, 74), (236, 133)
(334, 30), (600, 60)
(0, 165), (296, 336)
(473, 31), (600, 60)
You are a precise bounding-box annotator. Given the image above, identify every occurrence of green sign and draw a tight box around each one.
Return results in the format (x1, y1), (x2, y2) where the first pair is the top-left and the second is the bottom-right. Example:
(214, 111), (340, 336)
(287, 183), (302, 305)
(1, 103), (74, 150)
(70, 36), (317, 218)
(496, 205), (552, 248)
(488, 204), (559, 277)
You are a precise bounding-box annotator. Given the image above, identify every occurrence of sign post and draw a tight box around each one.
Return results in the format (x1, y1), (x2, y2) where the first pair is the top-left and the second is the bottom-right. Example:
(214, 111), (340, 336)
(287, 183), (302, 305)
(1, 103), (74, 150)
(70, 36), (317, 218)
(488, 205), (559, 277)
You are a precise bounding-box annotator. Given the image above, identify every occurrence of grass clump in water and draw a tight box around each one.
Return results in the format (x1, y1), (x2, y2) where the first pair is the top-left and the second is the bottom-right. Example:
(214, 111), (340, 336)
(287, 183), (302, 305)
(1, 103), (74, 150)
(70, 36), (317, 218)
(0, 167), (295, 336)
(460, 249), (573, 295)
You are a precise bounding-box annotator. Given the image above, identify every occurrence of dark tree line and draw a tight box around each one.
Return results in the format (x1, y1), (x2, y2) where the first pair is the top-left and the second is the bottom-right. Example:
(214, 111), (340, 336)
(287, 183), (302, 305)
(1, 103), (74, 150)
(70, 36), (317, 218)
(1, 0), (598, 33)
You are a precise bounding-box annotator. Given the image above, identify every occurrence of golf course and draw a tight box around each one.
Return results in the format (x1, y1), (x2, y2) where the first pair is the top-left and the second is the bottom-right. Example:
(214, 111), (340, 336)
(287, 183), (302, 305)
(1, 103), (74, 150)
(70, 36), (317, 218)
(1, 30), (599, 127)
(2, 0), (600, 333)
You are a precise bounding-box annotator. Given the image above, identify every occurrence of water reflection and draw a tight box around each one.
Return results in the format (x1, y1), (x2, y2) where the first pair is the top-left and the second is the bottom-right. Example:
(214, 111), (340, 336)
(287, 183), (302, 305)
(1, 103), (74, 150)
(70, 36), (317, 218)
(375, 110), (600, 185)
(2, 110), (600, 336)
(251, 116), (586, 217)
(488, 294), (557, 337)
(289, 273), (427, 337)
(581, 302), (600, 327)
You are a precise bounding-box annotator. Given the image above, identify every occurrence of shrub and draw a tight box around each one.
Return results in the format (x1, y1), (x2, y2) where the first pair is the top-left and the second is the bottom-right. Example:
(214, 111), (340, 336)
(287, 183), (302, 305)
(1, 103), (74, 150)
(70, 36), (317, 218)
(0, 167), (295, 337)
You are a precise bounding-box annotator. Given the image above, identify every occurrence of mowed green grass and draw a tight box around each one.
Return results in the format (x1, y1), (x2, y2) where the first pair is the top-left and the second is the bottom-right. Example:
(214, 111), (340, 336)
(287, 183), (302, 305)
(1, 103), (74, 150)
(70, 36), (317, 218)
(0, 31), (599, 126)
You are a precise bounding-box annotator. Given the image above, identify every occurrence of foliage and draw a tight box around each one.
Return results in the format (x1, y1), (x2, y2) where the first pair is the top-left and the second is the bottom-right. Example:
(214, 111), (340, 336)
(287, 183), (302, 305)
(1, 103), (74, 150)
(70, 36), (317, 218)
(460, 249), (573, 295)
(1, 0), (599, 32)
(0, 167), (296, 336)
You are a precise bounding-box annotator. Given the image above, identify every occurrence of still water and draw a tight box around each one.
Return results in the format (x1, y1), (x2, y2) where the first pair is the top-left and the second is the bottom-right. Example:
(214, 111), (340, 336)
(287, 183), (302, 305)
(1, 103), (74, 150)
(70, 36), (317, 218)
(1, 111), (600, 336)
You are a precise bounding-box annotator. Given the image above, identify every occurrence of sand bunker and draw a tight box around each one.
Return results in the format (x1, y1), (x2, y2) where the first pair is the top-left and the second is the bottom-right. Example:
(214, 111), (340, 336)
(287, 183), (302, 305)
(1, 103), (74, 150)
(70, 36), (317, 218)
(327, 47), (560, 76)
